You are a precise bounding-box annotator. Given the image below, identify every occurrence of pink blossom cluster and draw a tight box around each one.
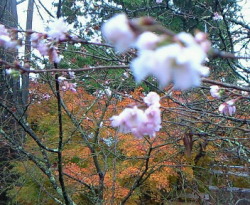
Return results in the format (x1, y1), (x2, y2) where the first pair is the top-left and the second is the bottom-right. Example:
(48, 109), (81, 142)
(219, 99), (236, 116)
(210, 85), (221, 98)
(61, 81), (77, 93)
(0, 18), (69, 63)
(213, 12), (223, 21)
(110, 92), (161, 138)
(31, 33), (61, 63)
(58, 75), (77, 93)
(156, 0), (163, 3)
(47, 18), (68, 41)
(210, 85), (237, 116)
(0, 24), (19, 49)
(102, 14), (211, 90)
(30, 18), (69, 63)
(42, 93), (51, 100)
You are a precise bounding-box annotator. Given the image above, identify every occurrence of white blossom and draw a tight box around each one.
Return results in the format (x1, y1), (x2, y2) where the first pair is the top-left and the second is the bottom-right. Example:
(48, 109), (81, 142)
(156, 0), (163, 3)
(0, 25), (8, 36)
(143, 92), (160, 107)
(219, 99), (236, 116)
(131, 32), (209, 90)
(68, 68), (76, 79)
(131, 50), (158, 83)
(110, 93), (162, 138)
(135, 32), (160, 51)
(0, 25), (18, 49)
(47, 18), (68, 41)
(195, 32), (211, 53)
(210, 85), (221, 98)
(102, 13), (136, 52)
(48, 47), (61, 63)
(123, 72), (130, 78)
(213, 12), (223, 21)
(42, 93), (51, 100)
(62, 81), (77, 93)
(58, 76), (66, 82)
(5, 69), (15, 75)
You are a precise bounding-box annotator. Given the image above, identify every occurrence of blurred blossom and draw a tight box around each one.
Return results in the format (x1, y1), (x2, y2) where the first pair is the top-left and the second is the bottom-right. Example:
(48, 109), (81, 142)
(156, 0), (163, 3)
(213, 12), (223, 21)
(135, 32), (160, 50)
(5, 69), (15, 75)
(101, 14), (211, 90)
(102, 13), (136, 52)
(144, 106), (162, 136)
(47, 18), (68, 41)
(48, 47), (61, 63)
(210, 85), (221, 98)
(219, 99), (236, 116)
(5, 69), (20, 77)
(111, 106), (147, 136)
(131, 32), (209, 90)
(42, 93), (51, 100)
(123, 72), (130, 78)
(68, 68), (76, 79)
(110, 92), (161, 138)
(143, 92), (160, 107)
(94, 88), (112, 97)
(0, 25), (8, 36)
(194, 32), (211, 53)
(31, 33), (48, 55)
(37, 42), (49, 56)
(58, 76), (66, 82)
(105, 88), (112, 96)
(0, 24), (19, 49)
(61, 81), (77, 93)
(131, 50), (156, 84)
(31, 33), (43, 46)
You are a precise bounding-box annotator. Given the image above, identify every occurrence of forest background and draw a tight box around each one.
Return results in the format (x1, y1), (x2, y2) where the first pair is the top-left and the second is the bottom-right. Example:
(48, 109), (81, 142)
(0, 0), (250, 204)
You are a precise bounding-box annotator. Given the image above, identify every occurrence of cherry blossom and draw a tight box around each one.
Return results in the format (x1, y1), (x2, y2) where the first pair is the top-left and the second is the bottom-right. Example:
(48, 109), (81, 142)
(48, 47), (61, 63)
(213, 12), (223, 21)
(194, 32), (211, 53)
(156, 0), (163, 3)
(123, 72), (130, 79)
(102, 15), (211, 89)
(219, 99), (236, 116)
(58, 76), (67, 82)
(47, 18), (68, 41)
(143, 106), (162, 137)
(30, 33), (43, 46)
(210, 85), (221, 98)
(5, 69), (15, 75)
(135, 32), (160, 50)
(102, 13), (136, 52)
(31, 32), (62, 63)
(131, 50), (158, 83)
(111, 106), (147, 135)
(68, 68), (76, 79)
(143, 92), (160, 107)
(0, 24), (18, 49)
(0, 25), (8, 36)
(110, 92), (161, 138)
(61, 81), (77, 93)
(42, 93), (51, 100)
(131, 33), (209, 90)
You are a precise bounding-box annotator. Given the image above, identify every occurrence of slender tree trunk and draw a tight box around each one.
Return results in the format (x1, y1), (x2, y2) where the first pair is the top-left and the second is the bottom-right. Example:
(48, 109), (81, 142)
(22, 0), (34, 107)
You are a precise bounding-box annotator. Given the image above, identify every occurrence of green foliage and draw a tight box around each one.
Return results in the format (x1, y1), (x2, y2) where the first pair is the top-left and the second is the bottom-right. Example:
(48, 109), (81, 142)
(7, 162), (56, 205)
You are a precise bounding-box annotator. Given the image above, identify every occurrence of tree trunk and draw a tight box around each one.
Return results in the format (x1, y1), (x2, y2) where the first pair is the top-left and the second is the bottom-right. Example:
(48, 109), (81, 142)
(0, 1), (20, 204)
(22, 0), (34, 107)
